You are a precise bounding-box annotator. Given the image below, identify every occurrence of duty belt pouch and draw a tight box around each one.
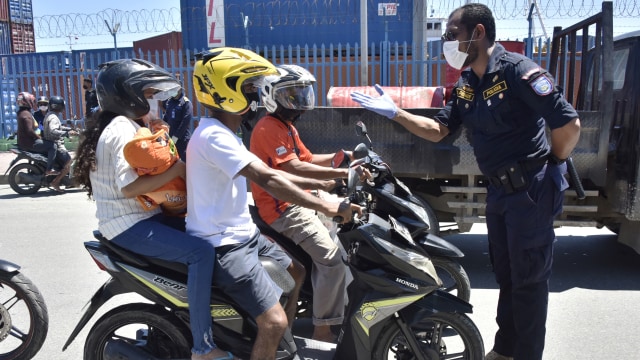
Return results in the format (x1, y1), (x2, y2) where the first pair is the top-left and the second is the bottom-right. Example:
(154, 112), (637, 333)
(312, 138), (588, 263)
(496, 163), (528, 194)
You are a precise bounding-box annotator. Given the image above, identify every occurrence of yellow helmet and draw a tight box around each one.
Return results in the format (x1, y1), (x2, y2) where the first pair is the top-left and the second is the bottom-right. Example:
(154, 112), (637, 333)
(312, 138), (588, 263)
(192, 47), (278, 114)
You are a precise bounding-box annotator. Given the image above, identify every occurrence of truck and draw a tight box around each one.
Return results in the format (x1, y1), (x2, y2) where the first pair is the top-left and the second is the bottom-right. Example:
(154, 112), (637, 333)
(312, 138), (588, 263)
(265, 1), (640, 253)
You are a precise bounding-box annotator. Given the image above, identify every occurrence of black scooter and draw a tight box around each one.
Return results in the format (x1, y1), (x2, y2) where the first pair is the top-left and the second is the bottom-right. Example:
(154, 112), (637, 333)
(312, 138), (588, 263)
(62, 172), (484, 359)
(4, 147), (74, 195)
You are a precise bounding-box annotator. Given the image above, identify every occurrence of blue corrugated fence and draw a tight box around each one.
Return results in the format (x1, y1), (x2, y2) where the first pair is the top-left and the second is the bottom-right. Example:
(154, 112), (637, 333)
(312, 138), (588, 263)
(1, 39), (555, 138)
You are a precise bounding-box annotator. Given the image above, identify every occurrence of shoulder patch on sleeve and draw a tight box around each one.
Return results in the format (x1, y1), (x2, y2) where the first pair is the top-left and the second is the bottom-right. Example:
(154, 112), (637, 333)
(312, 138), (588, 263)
(530, 74), (554, 96)
(275, 146), (288, 156)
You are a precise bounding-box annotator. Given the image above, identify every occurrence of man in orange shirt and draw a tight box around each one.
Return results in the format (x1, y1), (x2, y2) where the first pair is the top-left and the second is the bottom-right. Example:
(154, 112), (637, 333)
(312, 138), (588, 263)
(250, 64), (349, 342)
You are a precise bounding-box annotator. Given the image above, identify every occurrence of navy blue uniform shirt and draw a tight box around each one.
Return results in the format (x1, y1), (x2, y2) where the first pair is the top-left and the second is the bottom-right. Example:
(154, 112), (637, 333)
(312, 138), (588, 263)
(162, 95), (193, 160)
(434, 43), (578, 176)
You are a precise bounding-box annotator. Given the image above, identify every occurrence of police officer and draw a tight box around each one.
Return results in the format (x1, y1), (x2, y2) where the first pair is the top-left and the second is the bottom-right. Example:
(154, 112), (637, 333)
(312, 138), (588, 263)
(161, 87), (192, 161)
(350, 4), (581, 360)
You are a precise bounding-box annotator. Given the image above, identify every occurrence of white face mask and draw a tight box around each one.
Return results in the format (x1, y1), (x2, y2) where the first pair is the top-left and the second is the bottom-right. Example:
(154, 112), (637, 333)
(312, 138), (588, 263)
(442, 29), (476, 70)
(39, 106), (48, 112)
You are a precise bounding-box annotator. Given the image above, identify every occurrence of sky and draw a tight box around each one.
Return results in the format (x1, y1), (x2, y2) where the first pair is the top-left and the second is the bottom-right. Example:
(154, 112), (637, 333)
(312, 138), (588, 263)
(30, 0), (640, 52)
(31, 0), (181, 51)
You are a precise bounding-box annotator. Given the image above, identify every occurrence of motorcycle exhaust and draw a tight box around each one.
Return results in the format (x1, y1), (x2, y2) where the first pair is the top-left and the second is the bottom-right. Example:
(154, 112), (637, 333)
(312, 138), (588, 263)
(18, 172), (42, 184)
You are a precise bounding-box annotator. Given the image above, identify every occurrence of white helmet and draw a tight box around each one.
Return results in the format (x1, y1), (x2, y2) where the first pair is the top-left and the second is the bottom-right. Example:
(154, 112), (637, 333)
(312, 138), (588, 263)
(260, 64), (316, 114)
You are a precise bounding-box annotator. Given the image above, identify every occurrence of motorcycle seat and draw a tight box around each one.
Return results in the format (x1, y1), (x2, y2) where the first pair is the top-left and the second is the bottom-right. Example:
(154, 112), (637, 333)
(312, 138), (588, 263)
(92, 230), (296, 295)
(11, 148), (49, 163)
(248, 205), (314, 268)
(93, 230), (187, 274)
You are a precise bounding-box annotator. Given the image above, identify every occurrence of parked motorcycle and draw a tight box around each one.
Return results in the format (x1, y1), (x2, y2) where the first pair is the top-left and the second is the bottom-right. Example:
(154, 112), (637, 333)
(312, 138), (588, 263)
(0, 259), (49, 360)
(62, 195), (484, 358)
(4, 148), (74, 195)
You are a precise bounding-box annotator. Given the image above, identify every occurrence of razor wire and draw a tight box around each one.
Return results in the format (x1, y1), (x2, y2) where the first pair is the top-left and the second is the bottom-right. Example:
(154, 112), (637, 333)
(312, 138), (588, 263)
(33, 8), (182, 39)
(33, 1), (640, 39)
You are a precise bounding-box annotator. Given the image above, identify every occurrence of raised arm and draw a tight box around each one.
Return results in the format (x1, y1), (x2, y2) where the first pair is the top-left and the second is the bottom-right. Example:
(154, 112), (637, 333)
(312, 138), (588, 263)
(350, 84), (450, 142)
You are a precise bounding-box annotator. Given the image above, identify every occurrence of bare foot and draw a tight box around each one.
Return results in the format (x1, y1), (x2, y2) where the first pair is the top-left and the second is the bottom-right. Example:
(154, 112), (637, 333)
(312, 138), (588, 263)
(312, 325), (337, 343)
(50, 183), (65, 193)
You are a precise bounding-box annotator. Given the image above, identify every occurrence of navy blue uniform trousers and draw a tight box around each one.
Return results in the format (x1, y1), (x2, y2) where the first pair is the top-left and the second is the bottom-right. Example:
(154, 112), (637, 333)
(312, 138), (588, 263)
(485, 162), (566, 360)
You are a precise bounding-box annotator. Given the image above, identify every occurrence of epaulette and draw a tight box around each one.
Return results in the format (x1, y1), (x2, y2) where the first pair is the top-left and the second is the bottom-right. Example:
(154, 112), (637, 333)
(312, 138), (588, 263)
(500, 51), (526, 66)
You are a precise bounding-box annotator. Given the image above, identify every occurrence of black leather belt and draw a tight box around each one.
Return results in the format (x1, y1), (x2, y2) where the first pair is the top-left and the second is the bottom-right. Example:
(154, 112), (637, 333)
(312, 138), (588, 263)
(519, 156), (549, 173)
(486, 157), (549, 192)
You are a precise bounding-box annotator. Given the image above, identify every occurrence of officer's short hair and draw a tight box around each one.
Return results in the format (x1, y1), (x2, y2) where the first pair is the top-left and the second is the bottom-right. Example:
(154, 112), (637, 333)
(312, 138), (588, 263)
(457, 3), (496, 45)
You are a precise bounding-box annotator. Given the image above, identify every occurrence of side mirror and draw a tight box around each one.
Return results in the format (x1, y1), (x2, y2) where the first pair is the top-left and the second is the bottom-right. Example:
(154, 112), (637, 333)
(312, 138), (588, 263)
(355, 121), (367, 137)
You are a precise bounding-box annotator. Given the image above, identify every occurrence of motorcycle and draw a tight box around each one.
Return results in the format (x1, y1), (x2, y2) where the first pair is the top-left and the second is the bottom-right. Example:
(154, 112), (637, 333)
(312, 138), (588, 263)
(0, 259), (49, 360)
(339, 121), (471, 301)
(344, 121), (471, 302)
(62, 178), (484, 359)
(4, 148), (74, 195)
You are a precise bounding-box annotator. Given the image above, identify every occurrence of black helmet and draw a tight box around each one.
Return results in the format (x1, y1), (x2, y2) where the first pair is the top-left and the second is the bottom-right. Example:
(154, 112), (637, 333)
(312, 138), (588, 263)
(49, 96), (65, 111)
(37, 96), (49, 106)
(96, 58), (181, 119)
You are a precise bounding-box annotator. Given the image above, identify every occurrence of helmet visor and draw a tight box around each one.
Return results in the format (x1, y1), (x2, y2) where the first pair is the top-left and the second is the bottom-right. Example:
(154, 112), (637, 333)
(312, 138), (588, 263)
(143, 81), (181, 101)
(273, 83), (315, 110)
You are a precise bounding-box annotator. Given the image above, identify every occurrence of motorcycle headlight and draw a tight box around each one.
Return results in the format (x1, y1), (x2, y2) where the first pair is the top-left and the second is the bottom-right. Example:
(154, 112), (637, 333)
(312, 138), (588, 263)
(373, 235), (438, 279)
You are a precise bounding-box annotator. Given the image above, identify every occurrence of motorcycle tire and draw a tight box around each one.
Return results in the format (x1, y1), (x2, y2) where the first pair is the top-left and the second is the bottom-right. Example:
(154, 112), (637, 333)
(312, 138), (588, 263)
(84, 303), (191, 360)
(373, 312), (484, 360)
(7, 163), (42, 195)
(431, 256), (471, 303)
(0, 271), (49, 360)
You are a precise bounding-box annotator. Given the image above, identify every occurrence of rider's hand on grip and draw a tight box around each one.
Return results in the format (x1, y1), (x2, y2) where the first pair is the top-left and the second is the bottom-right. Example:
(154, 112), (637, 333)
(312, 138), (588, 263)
(332, 200), (362, 224)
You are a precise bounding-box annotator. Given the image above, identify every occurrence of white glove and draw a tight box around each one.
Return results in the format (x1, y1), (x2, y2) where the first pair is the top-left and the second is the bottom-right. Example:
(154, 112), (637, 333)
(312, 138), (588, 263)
(350, 84), (398, 119)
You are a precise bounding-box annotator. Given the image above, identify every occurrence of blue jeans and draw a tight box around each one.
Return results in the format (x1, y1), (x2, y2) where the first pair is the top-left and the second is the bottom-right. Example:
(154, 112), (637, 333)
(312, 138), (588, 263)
(111, 214), (216, 355)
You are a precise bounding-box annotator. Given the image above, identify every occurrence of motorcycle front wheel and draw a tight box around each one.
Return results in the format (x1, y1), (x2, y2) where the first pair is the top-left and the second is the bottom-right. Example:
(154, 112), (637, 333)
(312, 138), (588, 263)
(84, 303), (191, 360)
(373, 312), (484, 360)
(7, 163), (43, 195)
(0, 271), (49, 360)
(431, 257), (471, 303)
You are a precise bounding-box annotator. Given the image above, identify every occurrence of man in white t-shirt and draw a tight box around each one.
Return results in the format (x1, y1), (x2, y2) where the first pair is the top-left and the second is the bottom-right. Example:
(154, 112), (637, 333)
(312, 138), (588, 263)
(187, 48), (359, 360)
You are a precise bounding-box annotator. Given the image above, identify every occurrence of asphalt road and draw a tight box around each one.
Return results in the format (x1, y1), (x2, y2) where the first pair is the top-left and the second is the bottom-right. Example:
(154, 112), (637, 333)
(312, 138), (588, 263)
(0, 184), (639, 359)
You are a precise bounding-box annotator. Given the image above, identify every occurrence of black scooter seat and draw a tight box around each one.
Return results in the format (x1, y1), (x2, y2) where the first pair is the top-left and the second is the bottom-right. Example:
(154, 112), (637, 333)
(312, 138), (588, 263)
(92, 230), (296, 294)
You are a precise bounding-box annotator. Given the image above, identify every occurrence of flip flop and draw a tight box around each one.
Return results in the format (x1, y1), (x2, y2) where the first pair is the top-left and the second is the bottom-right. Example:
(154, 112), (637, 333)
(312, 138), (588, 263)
(213, 352), (236, 360)
(50, 184), (65, 193)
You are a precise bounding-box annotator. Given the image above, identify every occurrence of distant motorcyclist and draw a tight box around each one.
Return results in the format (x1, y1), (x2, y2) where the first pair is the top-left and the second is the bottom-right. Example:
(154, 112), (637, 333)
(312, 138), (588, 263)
(43, 96), (76, 192)
(33, 96), (48, 131)
(15, 92), (57, 176)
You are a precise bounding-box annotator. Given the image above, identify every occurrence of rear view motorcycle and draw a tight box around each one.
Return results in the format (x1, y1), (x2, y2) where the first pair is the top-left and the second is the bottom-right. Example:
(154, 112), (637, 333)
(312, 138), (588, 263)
(63, 163), (484, 359)
(4, 148), (75, 195)
(0, 259), (49, 360)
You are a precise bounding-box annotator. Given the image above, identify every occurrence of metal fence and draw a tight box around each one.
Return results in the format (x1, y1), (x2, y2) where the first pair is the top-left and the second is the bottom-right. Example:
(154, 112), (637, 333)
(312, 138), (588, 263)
(1, 38), (553, 138)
